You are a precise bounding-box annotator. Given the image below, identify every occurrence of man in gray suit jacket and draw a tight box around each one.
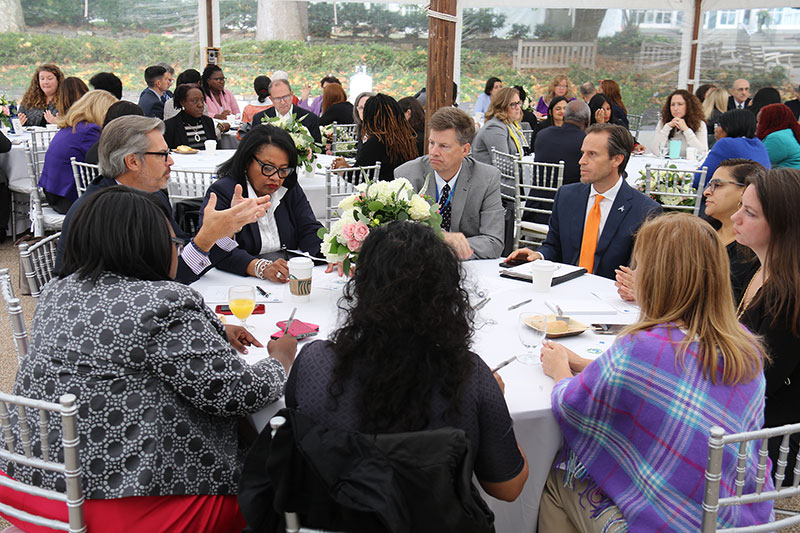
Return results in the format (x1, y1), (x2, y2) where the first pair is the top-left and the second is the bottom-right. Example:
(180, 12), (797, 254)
(394, 107), (504, 259)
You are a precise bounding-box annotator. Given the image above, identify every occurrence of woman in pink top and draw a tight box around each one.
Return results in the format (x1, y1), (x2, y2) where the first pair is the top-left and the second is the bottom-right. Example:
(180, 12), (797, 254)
(202, 65), (240, 119)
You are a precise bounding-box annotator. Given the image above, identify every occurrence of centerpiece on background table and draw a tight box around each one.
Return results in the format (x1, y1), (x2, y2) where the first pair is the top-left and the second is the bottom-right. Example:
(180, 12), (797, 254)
(317, 177), (442, 272)
(636, 163), (697, 210)
(1, 95), (18, 130)
(260, 113), (322, 175)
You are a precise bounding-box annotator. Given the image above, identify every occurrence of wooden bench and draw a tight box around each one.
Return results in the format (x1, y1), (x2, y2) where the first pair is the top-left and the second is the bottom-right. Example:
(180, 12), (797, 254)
(513, 41), (597, 70)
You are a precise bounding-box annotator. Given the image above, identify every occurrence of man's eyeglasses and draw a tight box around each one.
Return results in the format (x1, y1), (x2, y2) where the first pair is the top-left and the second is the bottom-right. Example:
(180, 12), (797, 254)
(704, 178), (745, 193)
(143, 150), (173, 162)
(253, 155), (294, 179)
(170, 237), (186, 255)
(272, 94), (292, 103)
(509, 101), (522, 109)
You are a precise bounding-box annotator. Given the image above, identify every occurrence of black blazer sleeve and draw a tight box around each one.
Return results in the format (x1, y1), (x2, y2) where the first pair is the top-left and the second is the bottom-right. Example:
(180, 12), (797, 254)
(0, 131), (11, 154)
(163, 115), (183, 149)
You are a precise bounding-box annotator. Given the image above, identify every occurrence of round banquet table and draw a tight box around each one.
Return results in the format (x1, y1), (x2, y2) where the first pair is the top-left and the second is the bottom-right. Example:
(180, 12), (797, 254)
(190, 258), (640, 532)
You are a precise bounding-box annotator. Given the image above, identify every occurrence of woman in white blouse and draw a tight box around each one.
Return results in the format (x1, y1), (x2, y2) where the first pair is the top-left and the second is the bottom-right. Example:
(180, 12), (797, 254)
(198, 124), (323, 281)
(652, 89), (708, 158)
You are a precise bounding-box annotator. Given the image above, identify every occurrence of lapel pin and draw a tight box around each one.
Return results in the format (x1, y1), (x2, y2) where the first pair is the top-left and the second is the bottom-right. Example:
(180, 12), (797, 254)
(618, 206), (625, 212)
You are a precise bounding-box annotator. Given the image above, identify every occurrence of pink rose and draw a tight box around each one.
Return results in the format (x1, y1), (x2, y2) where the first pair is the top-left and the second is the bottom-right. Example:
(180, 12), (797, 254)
(1, 106), (8, 116)
(347, 238), (362, 252)
(342, 223), (355, 240)
(353, 221), (369, 242)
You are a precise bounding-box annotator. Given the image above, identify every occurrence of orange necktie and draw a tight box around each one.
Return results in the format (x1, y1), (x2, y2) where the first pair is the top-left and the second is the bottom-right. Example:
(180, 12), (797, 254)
(578, 195), (604, 274)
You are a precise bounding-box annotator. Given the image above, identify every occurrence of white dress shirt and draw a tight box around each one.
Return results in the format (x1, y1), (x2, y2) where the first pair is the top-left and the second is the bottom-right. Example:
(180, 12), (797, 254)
(584, 176), (624, 243)
(247, 182), (287, 255)
(278, 105), (294, 121)
(433, 163), (463, 202)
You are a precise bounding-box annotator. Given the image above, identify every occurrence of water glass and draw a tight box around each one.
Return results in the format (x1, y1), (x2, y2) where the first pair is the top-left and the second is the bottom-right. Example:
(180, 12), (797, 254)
(517, 313), (547, 365)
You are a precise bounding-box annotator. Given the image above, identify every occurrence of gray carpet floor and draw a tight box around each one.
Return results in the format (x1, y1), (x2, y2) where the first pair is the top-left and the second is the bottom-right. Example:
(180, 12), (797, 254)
(0, 236), (799, 531)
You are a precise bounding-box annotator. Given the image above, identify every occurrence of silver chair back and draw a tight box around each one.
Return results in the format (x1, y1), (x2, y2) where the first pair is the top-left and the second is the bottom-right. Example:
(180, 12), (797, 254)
(0, 392), (85, 532)
(490, 148), (520, 203)
(516, 160), (564, 249)
(628, 113), (643, 141)
(643, 165), (707, 216)
(701, 422), (800, 532)
(25, 130), (64, 237)
(69, 157), (100, 198)
(324, 163), (381, 229)
(521, 128), (534, 146)
(18, 232), (60, 298)
(0, 268), (28, 364)
(330, 124), (358, 157)
(167, 169), (216, 205)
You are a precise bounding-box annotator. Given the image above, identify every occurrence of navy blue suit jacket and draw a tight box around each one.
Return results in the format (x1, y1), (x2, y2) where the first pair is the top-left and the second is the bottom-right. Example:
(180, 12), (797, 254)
(533, 123), (585, 185)
(251, 106), (322, 144)
(537, 179), (662, 280)
(200, 176), (323, 276)
(138, 88), (164, 119)
(54, 176), (226, 284)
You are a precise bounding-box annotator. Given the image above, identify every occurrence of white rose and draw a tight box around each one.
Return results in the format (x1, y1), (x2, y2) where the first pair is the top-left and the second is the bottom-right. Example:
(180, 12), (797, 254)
(409, 194), (431, 220)
(391, 178), (412, 196)
(356, 182), (369, 193)
(321, 239), (332, 256)
(340, 208), (357, 225)
(338, 193), (358, 212)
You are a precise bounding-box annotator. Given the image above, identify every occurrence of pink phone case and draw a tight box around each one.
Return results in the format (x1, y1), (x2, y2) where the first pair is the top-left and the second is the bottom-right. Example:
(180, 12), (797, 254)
(271, 319), (319, 340)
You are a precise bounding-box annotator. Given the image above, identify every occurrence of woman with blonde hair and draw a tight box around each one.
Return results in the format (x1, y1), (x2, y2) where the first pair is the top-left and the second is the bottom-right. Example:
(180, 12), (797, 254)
(38, 90), (117, 213)
(471, 87), (528, 165)
(319, 83), (353, 127)
(539, 213), (772, 531)
(535, 74), (572, 117)
(703, 87), (728, 146)
(17, 64), (64, 127)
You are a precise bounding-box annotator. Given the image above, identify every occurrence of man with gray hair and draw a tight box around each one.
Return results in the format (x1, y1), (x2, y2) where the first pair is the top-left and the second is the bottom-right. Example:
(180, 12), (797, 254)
(393, 107), (504, 259)
(250, 78), (321, 143)
(55, 116), (269, 283)
(579, 82), (596, 104)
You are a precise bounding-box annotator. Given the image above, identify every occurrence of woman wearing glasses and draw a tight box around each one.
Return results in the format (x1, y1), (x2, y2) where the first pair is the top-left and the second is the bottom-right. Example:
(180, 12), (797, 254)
(199, 124), (323, 281)
(164, 84), (220, 150)
(470, 87), (529, 165)
(201, 64), (240, 120)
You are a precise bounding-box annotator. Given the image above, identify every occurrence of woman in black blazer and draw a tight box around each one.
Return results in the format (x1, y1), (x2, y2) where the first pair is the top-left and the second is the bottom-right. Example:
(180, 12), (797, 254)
(198, 124), (323, 281)
(164, 83), (218, 150)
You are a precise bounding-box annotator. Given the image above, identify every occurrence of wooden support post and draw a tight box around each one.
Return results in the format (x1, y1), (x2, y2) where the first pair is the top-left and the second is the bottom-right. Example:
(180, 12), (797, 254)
(687, 0), (703, 93)
(425, 0), (457, 154)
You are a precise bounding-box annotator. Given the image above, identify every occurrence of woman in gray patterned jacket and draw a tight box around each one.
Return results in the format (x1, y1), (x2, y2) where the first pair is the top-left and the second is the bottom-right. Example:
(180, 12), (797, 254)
(0, 186), (296, 532)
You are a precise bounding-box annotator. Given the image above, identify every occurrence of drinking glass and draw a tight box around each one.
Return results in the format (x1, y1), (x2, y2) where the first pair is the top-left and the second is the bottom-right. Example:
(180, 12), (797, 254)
(517, 313), (547, 365)
(228, 285), (256, 330)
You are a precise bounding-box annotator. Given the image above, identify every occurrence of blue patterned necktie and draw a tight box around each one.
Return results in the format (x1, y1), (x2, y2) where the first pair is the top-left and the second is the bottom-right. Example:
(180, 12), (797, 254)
(439, 183), (452, 232)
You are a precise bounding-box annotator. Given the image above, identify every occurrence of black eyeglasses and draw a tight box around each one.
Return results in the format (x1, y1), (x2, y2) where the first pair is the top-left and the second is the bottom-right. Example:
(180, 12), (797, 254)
(509, 101), (522, 109)
(143, 150), (173, 162)
(170, 237), (186, 254)
(253, 155), (294, 179)
(704, 179), (745, 193)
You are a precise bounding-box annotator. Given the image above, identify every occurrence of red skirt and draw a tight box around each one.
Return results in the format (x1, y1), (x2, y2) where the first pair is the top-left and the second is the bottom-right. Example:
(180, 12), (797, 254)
(0, 472), (246, 533)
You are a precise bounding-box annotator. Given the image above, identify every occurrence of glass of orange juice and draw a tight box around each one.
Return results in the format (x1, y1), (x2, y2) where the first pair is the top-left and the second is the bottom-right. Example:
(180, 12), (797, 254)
(228, 285), (256, 330)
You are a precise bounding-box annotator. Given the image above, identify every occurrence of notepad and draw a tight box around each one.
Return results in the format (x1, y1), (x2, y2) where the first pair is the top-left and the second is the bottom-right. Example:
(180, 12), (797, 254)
(545, 299), (618, 315)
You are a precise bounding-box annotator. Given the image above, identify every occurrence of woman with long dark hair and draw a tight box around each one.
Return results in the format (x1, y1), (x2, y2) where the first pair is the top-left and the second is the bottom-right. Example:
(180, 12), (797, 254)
(534, 95), (568, 133)
(17, 63), (64, 127)
(398, 96), (426, 156)
(286, 221), (528, 502)
(0, 186), (294, 532)
(200, 124), (323, 280)
(55, 76), (89, 117)
(652, 89), (708, 158)
(754, 103), (800, 169)
(201, 64), (239, 120)
(598, 79), (628, 128)
(332, 93), (418, 181)
(733, 168), (800, 484)
(588, 93), (625, 126)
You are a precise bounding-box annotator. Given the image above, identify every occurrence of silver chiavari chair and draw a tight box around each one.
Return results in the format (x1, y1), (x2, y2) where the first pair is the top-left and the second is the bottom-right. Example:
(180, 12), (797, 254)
(627, 113), (643, 141)
(69, 157), (100, 198)
(166, 169), (215, 205)
(324, 163), (381, 229)
(0, 268), (28, 364)
(490, 148), (522, 254)
(330, 124), (359, 157)
(18, 232), (60, 298)
(701, 422), (800, 532)
(25, 130), (63, 237)
(516, 160), (565, 249)
(644, 165), (707, 216)
(0, 392), (86, 532)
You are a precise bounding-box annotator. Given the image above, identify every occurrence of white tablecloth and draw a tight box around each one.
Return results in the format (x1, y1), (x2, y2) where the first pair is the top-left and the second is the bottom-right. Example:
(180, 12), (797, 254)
(170, 151), (334, 220)
(190, 259), (639, 532)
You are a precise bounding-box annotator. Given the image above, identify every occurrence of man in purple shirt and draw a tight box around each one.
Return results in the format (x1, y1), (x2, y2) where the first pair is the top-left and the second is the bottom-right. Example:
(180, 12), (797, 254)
(298, 75), (341, 116)
(55, 116), (269, 283)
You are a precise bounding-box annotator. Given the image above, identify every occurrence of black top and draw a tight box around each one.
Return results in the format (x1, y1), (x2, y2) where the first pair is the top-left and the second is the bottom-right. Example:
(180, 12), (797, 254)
(164, 112), (217, 150)
(285, 340), (526, 484)
(84, 141), (99, 165)
(413, 129), (425, 158)
(355, 136), (413, 182)
(318, 101), (354, 127)
(0, 131), (11, 154)
(610, 104), (629, 129)
(740, 288), (800, 428)
(727, 241), (760, 304)
(786, 100), (800, 121)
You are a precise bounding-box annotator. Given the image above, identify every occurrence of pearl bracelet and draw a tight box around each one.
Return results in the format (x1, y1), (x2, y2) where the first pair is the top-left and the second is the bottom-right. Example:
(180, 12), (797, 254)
(255, 259), (273, 280)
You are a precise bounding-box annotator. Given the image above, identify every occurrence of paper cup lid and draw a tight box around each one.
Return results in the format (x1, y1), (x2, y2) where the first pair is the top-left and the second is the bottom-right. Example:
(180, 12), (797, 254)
(531, 260), (556, 272)
(288, 257), (314, 268)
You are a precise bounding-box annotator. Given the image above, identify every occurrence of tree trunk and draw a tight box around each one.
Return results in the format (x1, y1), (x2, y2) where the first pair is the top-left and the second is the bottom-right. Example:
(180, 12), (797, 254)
(570, 9), (606, 41)
(256, 0), (308, 41)
(0, 0), (25, 33)
(544, 9), (571, 30)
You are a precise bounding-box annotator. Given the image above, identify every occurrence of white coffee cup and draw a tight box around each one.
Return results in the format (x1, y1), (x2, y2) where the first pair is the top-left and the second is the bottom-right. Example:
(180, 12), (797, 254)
(46, 123), (58, 131)
(204, 139), (217, 155)
(685, 146), (697, 161)
(288, 257), (314, 302)
(531, 260), (557, 293)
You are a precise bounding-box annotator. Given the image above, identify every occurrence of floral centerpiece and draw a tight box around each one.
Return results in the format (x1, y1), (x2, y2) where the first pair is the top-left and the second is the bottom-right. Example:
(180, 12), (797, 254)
(320, 124), (357, 154)
(0, 95), (18, 129)
(260, 113), (322, 172)
(636, 164), (698, 209)
(317, 177), (442, 272)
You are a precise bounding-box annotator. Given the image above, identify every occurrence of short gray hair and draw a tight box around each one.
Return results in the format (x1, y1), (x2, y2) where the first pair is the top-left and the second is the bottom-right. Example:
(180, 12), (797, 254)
(580, 82), (596, 97)
(98, 116), (164, 178)
(564, 100), (590, 127)
(269, 78), (292, 94)
(156, 62), (174, 75)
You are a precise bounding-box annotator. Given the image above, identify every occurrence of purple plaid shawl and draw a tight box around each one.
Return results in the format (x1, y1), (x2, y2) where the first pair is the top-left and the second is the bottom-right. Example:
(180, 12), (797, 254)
(552, 324), (773, 532)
